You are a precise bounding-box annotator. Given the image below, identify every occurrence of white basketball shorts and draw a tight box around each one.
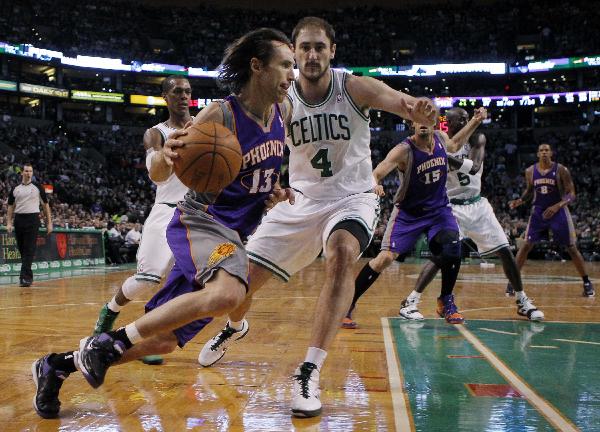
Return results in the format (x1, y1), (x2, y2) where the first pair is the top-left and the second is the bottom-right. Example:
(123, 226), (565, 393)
(451, 197), (509, 256)
(246, 192), (380, 281)
(135, 203), (176, 283)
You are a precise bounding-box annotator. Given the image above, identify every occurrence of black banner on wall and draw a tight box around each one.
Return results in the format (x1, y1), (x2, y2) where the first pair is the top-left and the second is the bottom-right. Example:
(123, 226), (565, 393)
(0, 229), (105, 273)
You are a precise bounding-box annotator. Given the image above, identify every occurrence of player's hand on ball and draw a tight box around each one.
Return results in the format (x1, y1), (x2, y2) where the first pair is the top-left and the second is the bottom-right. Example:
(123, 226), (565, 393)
(403, 97), (437, 126)
(162, 130), (188, 166)
(374, 184), (385, 197)
(474, 108), (488, 122)
(264, 187), (295, 212)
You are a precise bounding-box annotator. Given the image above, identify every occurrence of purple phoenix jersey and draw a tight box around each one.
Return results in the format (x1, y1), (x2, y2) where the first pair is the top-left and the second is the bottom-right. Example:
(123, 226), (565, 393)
(526, 162), (576, 246)
(202, 95), (286, 240)
(382, 132), (458, 255)
(532, 162), (561, 209)
(146, 97), (286, 348)
(397, 133), (449, 215)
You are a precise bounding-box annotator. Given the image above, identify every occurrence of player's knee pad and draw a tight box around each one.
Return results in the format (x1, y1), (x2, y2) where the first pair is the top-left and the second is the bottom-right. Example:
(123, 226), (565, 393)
(431, 230), (461, 265)
(122, 275), (160, 301)
(329, 219), (371, 253)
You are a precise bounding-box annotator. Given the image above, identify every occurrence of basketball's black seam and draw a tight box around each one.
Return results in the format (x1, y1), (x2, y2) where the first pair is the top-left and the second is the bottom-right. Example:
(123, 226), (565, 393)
(177, 123), (241, 191)
(204, 122), (218, 191)
(178, 151), (215, 178)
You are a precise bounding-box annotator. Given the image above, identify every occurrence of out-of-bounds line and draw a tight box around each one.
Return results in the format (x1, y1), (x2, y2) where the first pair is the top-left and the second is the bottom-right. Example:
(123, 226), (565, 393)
(479, 327), (518, 336)
(381, 317), (413, 432)
(457, 325), (580, 432)
(554, 338), (600, 346)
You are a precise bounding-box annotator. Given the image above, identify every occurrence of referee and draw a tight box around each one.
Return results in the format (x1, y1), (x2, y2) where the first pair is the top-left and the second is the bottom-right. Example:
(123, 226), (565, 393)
(6, 163), (52, 287)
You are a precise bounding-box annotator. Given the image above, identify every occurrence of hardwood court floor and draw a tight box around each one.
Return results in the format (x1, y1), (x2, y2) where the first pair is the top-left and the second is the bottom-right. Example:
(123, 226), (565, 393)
(0, 259), (598, 431)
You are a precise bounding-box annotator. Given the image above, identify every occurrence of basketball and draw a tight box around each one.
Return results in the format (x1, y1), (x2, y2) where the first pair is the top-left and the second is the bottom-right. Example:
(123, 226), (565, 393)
(172, 122), (242, 193)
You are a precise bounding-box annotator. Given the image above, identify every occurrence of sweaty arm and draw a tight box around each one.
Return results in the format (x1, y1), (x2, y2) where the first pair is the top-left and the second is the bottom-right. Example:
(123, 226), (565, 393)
(345, 74), (437, 126)
(556, 164), (576, 207)
(509, 166), (534, 209)
(146, 127), (169, 183)
(149, 103), (224, 183)
(373, 143), (410, 185)
(446, 133), (486, 174)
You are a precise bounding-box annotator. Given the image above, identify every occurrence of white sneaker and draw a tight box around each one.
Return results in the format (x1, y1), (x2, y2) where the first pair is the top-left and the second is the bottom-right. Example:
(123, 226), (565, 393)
(291, 362), (322, 418)
(198, 320), (249, 367)
(399, 298), (424, 320)
(516, 296), (544, 321)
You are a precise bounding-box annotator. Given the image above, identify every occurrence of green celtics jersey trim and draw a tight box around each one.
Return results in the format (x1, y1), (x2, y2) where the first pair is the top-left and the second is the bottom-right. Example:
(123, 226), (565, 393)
(287, 69), (375, 201)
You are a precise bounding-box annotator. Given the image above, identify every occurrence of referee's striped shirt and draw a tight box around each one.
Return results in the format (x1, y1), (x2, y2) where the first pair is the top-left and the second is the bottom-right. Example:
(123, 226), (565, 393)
(8, 182), (48, 214)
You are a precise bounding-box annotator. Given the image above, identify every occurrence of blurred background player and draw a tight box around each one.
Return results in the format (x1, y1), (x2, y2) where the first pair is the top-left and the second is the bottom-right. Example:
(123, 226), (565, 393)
(6, 163), (52, 287)
(380, 107), (543, 323)
(509, 143), (594, 297)
(197, 17), (437, 418)
(32, 27), (295, 420)
(92, 75), (192, 365)
(347, 111), (487, 328)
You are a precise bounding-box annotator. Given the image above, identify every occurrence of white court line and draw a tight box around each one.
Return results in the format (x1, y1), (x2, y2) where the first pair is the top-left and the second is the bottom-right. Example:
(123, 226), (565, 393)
(461, 306), (600, 314)
(381, 318), (413, 432)
(530, 346), (559, 349)
(479, 327), (518, 336)
(554, 338), (600, 346)
(453, 318), (600, 324)
(457, 325), (579, 432)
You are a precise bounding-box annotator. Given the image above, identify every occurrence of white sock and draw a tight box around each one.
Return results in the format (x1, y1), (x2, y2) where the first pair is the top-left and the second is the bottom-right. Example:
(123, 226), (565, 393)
(408, 290), (422, 302)
(228, 318), (245, 331)
(125, 323), (144, 345)
(107, 297), (121, 313)
(516, 290), (527, 301)
(305, 347), (327, 370)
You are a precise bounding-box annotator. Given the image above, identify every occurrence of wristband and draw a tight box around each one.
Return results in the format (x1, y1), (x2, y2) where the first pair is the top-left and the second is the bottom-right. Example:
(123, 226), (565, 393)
(563, 193), (574, 204)
(458, 158), (474, 174)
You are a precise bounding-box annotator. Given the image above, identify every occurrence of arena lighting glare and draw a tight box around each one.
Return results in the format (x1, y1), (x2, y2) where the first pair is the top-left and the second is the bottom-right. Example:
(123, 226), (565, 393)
(433, 90), (600, 109)
(4, 40), (600, 78)
(350, 63), (507, 76)
(510, 55), (600, 73)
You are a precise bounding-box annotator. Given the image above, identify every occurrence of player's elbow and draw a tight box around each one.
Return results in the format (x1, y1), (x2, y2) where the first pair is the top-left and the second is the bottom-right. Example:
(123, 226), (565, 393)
(469, 161), (482, 175)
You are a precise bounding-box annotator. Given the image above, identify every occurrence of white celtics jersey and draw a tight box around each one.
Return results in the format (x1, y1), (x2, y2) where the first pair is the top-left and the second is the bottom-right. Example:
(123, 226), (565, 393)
(287, 69), (375, 200)
(446, 140), (482, 199)
(151, 121), (188, 205)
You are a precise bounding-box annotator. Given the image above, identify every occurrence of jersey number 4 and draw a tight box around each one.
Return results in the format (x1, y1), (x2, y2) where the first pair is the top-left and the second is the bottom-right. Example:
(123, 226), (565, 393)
(311, 149), (333, 177)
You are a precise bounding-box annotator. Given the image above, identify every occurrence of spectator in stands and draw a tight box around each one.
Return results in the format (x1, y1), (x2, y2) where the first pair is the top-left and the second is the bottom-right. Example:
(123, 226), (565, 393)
(123, 223), (141, 262)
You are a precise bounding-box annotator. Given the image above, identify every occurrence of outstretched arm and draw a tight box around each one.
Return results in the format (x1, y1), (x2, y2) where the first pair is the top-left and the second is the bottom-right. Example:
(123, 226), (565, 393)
(447, 108), (488, 152)
(373, 143), (410, 187)
(345, 74), (438, 126)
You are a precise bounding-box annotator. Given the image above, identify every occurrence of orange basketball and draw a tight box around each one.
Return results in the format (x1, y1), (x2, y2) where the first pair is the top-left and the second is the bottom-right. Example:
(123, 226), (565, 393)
(172, 122), (242, 193)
